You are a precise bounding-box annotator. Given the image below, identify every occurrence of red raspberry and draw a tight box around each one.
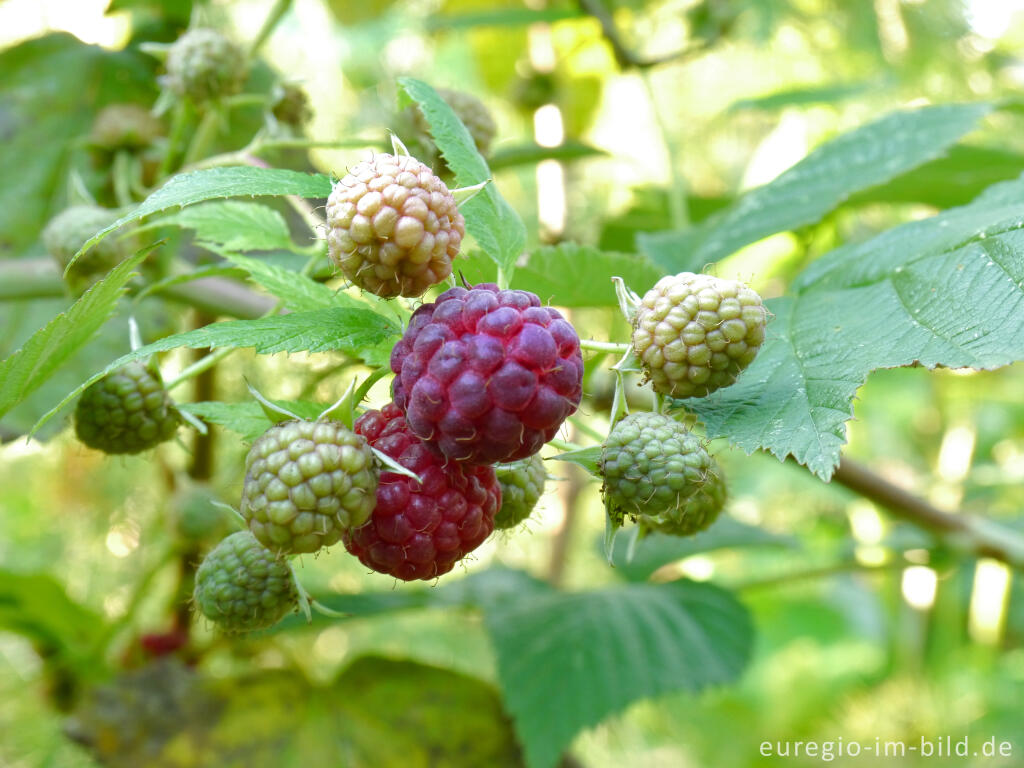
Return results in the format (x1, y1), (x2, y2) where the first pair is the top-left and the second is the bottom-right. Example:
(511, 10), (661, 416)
(343, 404), (500, 581)
(390, 284), (583, 465)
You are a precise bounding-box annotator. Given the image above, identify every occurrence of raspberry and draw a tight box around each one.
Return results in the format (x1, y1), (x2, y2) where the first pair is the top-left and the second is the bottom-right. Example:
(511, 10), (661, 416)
(89, 104), (163, 151)
(325, 152), (465, 298)
(632, 273), (767, 399)
(342, 404), (500, 581)
(412, 88), (496, 156)
(193, 531), (297, 632)
(74, 361), (179, 454)
(600, 412), (725, 537)
(42, 205), (129, 294)
(271, 82), (312, 128)
(241, 419), (378, 555)
(390, 284), (583, 465)
(164, 29), (246, 104)
(494, 454), (547, 530)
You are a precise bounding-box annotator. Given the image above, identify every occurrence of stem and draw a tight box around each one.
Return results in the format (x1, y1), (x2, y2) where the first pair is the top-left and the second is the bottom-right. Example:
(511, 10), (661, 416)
(576, 0), (710, 70)
(183, 109), (222, 167)
(548, 437), (585, 453)
(247, 0), (293, 61)
(831, 456), (1024, 568)
(733, 559), (903, 592)
(578, 339), (630, 354)
(158, 100), (192, 180)
(641, 72), (688, 229)
(0, 259), (65, 299)
(166, 347), (234, 392)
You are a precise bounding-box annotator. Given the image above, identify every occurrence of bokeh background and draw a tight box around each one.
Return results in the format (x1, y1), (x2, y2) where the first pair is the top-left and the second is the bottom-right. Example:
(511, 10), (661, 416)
(2, 1), (1024, 766)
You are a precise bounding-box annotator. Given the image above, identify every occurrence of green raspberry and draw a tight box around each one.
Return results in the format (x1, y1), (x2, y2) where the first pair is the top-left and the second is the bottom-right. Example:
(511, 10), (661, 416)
(600, 412), (725, 537)
(494, 454), (547, 530)
(412, 88), (496, 156)
(632, 273), (767, 399)
(241, 419), (378, 555)
(42, 205), (129, 294)
(174, 485), (227, 542)
(89, 104), (163, 151)
(271, 82), (312, 128)
(74, 361), (179, 455)
(193, 531), (297, 632)
(164, 28), (246, 104)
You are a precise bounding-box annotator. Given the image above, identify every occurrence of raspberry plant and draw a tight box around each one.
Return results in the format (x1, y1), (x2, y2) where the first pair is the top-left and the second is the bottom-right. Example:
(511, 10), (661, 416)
(2, 4), (1024, 768)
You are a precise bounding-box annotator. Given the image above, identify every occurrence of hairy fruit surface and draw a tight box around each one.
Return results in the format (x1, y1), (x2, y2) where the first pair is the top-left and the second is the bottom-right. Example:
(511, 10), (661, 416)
(600, 411), (725, 537)
(632, 272), (766, 399)
(193, 531), (297, 632)
(390, 284), (584, 464)
(74, 361), (179, 454)
(241, 419), (378, 555)
(164, 28), (246, 103)
(325, 153), (465, 298)
(343, 404), (500, 581)
(494, 454), (547, 530)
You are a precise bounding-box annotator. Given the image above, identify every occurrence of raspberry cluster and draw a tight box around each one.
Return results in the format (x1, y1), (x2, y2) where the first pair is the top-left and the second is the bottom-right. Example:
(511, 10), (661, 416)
(343, 404), (500, 581)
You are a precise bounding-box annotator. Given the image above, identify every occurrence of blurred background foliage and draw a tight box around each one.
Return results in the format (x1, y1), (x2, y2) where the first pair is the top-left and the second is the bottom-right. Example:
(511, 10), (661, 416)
(2, 0), (1024, 766)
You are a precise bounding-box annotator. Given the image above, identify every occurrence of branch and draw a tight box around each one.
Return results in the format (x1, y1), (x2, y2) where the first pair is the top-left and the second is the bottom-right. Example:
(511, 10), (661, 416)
(577, 0), (710, 70)
(831, 456), (1024, 568)
(0, 258), (275, 319)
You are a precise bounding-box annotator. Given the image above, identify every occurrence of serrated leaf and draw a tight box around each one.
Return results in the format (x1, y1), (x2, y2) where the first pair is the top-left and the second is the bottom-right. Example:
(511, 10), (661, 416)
(685, 174), (1024, 479)
(73, 167), (332, 265)
(484, 581), (753, 768)
(215, 252), (349, 312)
(33, 307), (399, 435)
(607, 518), (799, 582)
(397, 78), (526, 280)
(641, 103), (992, 272)
(179, 400), (328, 441)
(0, 251), (148, 420)
(548, 446), (602, 475)
(148, 200), (296, 253)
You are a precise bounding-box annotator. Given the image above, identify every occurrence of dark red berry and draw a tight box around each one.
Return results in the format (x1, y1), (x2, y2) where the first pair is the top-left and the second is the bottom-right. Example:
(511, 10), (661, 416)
(343, 404), (500, 581)
(390, 284), (583, 465)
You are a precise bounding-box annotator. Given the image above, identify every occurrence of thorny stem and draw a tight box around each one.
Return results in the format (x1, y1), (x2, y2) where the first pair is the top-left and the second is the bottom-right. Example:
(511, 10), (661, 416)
(247, 0), (294, 62)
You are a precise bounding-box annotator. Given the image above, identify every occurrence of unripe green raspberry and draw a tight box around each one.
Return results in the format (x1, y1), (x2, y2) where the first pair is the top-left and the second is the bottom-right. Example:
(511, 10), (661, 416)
(494, 454), (547, 530)
(413, 88), (496, 156)
(600, 412), (725, 537)
(271, 82), (312, 128)
(326, 153), (465, 298)
(193, 531), (297, 632)
(174, 485), (227, 542)
(74, 361), (179, 455)
(164, 29), (246, 104)
(90, 104), (163, 151)
(42, 205), (129, 294)
(241, 419), (378, 555)
(632, 273), (767, 399)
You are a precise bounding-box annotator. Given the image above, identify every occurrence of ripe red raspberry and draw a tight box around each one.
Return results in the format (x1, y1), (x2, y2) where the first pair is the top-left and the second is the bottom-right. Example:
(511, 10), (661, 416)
(343, 404), (500, 581)
(390, 284), (583, 465)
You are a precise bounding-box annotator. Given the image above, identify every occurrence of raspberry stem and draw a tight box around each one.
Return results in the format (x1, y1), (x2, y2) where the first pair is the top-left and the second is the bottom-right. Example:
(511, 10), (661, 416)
(578, 339), (630, 354)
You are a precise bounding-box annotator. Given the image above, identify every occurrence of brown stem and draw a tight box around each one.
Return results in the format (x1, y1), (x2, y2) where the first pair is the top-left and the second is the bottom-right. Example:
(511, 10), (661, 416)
(577, 0), (710, 69)
(831, 456), (1024, 568)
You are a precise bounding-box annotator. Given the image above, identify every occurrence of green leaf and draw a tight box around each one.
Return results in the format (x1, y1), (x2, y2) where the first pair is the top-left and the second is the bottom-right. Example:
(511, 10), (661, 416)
(0, 33), (156, 258)
(148, 200), (297, 253)
(686, 174), (1024, 479)
(848, 144), (1024, 210)
(641, 103), (992, 272)
(0, 251), (149, 420)
(74, 167), (332, 265)
(214, 252), (349, 313)
(726, 80), (876, 113)
(484, 581), (753, 768)
(608, 518), (799, 582)
(548, 446), (602, 476)
(457, 244), (664, 307)
(33, 307), (399, 435)
(397, 78), (526, 280)
(179, 400), (328, 441)
(68, 656), (524, 768)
